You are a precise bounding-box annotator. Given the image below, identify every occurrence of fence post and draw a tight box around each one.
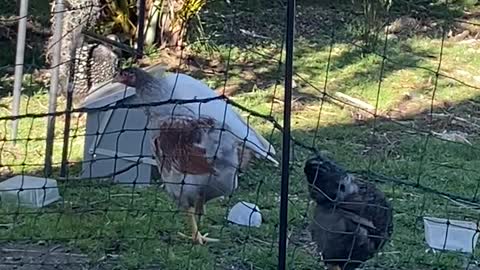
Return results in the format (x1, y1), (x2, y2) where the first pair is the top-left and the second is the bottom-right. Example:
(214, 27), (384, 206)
(59, 77), (73, 177)
(278, 0), (295, 269)
(136, 0), (146, 59)
(45, 0), (65, 176)
(11, 0), (30, 143)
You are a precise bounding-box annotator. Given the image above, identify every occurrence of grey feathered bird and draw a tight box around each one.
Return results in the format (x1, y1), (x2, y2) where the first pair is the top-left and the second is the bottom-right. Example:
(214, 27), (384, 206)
(304, 155), (393, 270)
(69, 34), (121, 105)
(113, 67), (278, 244)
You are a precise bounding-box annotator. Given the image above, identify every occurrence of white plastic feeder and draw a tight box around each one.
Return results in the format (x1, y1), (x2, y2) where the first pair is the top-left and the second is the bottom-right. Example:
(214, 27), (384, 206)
(227, 201), (262, 228)
(0, 175), (61, 208)
(423, 217), (479, 253)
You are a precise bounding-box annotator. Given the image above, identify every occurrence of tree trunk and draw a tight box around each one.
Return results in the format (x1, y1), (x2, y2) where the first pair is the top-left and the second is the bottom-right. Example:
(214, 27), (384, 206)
(145, 0), (162, 46)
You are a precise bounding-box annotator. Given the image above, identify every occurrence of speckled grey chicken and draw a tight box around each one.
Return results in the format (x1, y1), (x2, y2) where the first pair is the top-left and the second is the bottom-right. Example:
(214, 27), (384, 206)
(69, 34), (121, 105)
(113, 67), (278, 244)
(304, 155), (394, 270)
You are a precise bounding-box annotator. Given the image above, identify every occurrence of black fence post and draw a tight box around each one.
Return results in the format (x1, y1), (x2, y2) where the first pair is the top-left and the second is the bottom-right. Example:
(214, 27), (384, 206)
(278, 0), (295, 269)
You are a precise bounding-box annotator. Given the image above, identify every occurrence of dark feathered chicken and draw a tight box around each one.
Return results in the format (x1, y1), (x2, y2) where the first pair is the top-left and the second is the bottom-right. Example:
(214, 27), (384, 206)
(304, 155), (393, 270)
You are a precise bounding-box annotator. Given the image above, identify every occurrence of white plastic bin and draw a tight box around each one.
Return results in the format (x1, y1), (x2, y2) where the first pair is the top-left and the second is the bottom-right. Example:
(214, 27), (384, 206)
(423, 217), (479, 253)
(0, 175), (61, 208)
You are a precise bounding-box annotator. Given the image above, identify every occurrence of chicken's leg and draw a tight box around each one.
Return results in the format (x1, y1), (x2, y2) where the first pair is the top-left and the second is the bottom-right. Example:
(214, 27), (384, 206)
(177, 207), (219, 244)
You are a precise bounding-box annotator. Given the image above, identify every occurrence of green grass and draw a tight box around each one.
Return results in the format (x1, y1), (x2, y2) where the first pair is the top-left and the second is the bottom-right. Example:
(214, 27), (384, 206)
(1, 0), (480, 269)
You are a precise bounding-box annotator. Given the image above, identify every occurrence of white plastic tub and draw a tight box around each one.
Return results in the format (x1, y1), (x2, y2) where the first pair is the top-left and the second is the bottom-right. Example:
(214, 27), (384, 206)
(227, 201), (262, 228)
(423, 217), (479, 253)
(0, 175), (61, 208)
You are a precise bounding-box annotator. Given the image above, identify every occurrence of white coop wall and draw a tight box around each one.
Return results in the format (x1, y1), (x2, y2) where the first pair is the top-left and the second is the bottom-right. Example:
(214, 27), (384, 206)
(81, 83), (157, 186)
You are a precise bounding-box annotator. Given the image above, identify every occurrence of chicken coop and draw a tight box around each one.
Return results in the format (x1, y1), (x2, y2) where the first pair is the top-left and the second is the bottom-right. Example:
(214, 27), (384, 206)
(80, 82), (158, 186)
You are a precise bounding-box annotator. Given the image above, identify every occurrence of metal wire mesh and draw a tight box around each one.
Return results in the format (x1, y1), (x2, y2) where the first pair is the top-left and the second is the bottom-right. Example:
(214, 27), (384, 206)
(1, 0), (480, 269)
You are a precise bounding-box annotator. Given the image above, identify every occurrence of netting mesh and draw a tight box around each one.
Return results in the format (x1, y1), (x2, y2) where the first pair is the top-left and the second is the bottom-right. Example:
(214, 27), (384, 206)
(1, 0), (480, 269)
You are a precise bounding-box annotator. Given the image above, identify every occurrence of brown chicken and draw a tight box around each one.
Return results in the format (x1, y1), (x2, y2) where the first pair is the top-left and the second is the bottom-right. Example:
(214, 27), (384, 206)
(113, 67), (278, 244)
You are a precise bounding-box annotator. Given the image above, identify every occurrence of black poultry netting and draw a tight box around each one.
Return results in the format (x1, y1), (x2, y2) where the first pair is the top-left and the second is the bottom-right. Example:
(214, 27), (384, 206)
(1, 0), (480, 269)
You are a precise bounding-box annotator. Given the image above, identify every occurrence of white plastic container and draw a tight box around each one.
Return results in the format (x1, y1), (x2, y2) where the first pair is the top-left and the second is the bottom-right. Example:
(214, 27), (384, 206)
(227, 201), (262, 228)
(0, 175), (61, 208)
(423, 217), (479, 253)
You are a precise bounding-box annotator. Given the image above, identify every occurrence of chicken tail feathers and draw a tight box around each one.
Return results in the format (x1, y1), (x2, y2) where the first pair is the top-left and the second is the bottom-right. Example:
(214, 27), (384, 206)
(243, 141), (279, 167)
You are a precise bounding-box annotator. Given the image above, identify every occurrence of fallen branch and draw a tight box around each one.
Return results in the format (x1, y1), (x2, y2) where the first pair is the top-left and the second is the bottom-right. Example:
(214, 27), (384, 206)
(431, 130), (472, 145)
(334, 92), (376, 113)
(451, 116), (480, 129)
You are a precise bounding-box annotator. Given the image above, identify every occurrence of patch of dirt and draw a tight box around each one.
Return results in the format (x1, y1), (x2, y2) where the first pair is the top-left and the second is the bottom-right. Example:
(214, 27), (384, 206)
(138, 49), (185, 70)
(384, 92), (451, 121)
(0, 242), (117, 270)
(385, 12), (480, 41)
(385, 16), (443, 38)
(386, 92), (480, 136)
(0, 242), (89, 270)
